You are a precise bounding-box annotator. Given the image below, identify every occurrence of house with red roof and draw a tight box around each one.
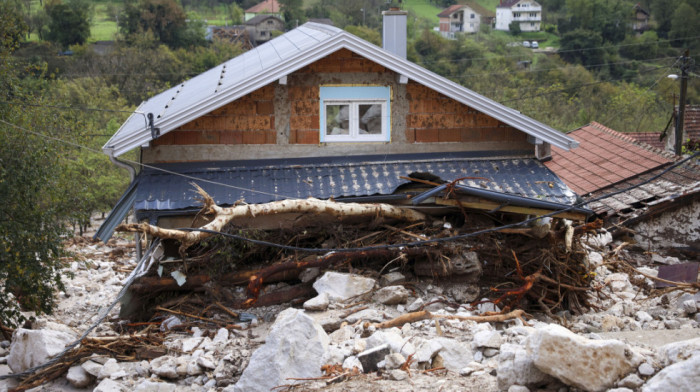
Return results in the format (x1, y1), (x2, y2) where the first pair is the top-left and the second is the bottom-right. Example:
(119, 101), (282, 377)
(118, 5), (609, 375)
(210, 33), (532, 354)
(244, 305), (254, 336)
(545, 122), (700, 256)
(438, 2), (495, 38)
(245, 0), (282, 22)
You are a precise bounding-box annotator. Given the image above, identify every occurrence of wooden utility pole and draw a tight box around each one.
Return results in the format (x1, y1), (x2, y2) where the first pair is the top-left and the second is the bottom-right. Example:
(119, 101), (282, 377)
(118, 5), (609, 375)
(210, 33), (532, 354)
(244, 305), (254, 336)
(675, 49), (690, 156)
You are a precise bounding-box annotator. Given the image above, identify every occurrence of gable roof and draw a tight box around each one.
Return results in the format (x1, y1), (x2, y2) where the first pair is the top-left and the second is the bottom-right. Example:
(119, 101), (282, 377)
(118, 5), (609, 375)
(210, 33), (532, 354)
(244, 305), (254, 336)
(103, 22), (577, 157)
(438, 4), (464, 18)
(498, 0), (539, 8)
(245, 14), (282, 25)
(438, 2), (494, 18)
(544, 122), (673, 195)
(246, 0), (280, 14)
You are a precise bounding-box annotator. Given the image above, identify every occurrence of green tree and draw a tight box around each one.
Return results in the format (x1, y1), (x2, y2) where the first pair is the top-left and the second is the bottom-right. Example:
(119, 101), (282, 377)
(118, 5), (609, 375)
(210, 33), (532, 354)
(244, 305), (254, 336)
(558, 29), (606, 67)
(227, 3), (244, 25)
(45, 0), (92, 48)
(0, 1), (67, 328)
(509, 21), (522, 35)
(650, 0), (680, 37)
(669, 2), (700, 48)
(119, 0), (188, 48)
(279, 0), (305, 30)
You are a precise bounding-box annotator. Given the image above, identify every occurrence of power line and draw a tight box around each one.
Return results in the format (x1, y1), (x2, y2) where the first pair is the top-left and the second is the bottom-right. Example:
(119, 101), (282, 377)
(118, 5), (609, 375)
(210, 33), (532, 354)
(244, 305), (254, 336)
(0, 118), (301, 201)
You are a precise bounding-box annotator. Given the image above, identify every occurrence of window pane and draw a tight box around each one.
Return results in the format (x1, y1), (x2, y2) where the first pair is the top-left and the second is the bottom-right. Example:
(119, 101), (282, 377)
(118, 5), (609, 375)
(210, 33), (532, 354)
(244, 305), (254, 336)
(359, 104), (382, 134)
(326, 104), (350, 136)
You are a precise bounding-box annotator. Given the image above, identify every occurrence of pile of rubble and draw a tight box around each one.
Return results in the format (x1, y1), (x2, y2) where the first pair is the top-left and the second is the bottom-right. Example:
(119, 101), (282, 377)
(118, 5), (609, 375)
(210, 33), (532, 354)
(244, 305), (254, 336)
(0, 229), (698, 392)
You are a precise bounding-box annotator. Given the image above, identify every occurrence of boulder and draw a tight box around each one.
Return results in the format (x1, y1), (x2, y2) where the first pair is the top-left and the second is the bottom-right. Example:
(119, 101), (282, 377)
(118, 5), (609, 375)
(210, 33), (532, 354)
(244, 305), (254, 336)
(66, 365), (95, 388)
(97, 358), (121, 380)
(473, 330), (503, 349)
(657, 337), (700, 366)
(526, 324), (639, 392)
(7, 328), (76, 372)
(384, 353), (405, 370)
(312, 272), (375, 302)
(373, 286), (410, 305)
(303, 292), (330, 311)
(234, 308), (329, 392)
(415, 337), (472, 372)
(642, 354), (700, 392)
(149, 356), (179, 379)
(379, 272), (406, 287)
(93, 378), (127, 392)
(133, 380), (177, 392)
(497, 343), (555, 391)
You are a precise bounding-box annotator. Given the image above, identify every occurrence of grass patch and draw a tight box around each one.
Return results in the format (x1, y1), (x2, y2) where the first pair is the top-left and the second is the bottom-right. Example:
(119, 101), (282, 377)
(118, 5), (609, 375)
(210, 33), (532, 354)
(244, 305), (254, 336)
(403, 0), (442, 24)
(474, 0), (500, 11)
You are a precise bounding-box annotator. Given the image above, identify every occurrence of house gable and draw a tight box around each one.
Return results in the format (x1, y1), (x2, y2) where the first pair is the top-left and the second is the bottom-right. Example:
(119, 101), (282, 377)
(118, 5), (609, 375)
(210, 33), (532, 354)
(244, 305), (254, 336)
(105, 23), (576, 160)
(145, 48), (531, 163)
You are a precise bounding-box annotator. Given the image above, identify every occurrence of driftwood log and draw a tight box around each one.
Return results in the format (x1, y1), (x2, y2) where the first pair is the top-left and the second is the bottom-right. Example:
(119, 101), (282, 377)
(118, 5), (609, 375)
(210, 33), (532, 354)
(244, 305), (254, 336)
(116, 184), (427, 255)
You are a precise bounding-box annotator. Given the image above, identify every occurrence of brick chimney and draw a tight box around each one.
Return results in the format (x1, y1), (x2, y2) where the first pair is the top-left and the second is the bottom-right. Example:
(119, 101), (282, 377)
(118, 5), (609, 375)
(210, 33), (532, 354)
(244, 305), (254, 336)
(382, 8), (408, 58)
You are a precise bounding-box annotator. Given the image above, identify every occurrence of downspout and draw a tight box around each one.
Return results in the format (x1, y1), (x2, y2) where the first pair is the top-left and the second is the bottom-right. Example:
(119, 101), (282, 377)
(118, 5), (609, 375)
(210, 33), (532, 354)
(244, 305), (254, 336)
(108, 153), (136, 182)
(106, 148), (140, 259)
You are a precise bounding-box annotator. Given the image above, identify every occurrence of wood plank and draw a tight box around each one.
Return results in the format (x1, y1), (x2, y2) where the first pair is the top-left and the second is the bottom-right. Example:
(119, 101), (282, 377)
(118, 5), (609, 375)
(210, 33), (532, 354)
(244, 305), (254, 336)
(433, 198), (588, 221)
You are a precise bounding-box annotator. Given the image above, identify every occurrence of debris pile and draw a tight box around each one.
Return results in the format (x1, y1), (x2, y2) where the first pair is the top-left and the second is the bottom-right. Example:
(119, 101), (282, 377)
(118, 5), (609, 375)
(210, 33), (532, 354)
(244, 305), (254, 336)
(0, 196), (698, 392)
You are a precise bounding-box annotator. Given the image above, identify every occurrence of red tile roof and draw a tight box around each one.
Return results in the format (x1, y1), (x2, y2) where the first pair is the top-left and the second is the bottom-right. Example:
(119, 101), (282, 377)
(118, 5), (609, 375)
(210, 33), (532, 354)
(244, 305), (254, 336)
(438, 4), (464, 18)
(625, 132), (665, 150)
(438, 2), (494, 18)
(246, 0), (280, 14)
(545, 122), (672, 195)
(684, 105), (700, 133)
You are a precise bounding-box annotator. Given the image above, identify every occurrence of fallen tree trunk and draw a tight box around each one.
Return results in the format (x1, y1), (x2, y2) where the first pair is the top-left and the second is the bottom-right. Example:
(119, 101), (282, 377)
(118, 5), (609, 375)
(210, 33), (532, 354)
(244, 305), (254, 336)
(116, 184), (427, 254)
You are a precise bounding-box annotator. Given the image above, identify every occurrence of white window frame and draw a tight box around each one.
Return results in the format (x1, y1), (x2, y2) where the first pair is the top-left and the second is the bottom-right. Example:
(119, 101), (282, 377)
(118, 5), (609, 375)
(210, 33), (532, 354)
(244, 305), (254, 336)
(320, 86), (391, 143)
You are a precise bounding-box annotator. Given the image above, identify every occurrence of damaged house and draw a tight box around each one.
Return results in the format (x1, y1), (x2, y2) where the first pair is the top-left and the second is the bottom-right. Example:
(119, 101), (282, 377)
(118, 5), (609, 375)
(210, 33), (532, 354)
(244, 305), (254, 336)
(96, 11), (595, 317)
(545, 122), (700, 260)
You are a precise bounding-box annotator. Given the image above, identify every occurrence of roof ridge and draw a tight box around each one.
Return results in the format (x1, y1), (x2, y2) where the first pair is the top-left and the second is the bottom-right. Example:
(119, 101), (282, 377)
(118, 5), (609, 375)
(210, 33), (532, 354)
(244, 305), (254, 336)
(588, 121), (677, 161)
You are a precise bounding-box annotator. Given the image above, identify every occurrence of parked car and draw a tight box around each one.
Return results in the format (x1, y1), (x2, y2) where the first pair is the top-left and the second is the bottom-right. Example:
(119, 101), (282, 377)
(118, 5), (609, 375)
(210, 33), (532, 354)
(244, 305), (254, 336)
(522, 41), (531, 48)
(531, 41), (539, 49)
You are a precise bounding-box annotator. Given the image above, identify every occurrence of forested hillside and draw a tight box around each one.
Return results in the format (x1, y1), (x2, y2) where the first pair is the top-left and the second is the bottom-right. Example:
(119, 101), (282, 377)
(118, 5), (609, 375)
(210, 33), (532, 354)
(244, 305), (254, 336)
(0, 0), (698, 325)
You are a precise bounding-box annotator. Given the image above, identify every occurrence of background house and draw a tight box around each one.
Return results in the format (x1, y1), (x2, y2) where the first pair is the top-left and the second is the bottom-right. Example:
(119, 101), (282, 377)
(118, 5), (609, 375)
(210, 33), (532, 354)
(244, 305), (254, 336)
(495, 0), (542, 32)
(96, 11), (580, 242)
(437, 2), (495, 38)
(244, 0), (282, 22)
(245, 15), (284, 45)
(632, 3), (651, 34)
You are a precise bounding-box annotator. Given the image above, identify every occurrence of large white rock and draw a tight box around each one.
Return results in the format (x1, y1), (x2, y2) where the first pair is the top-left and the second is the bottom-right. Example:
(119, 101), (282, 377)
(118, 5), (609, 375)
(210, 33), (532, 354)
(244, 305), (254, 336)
(93, 378), (127, 392)
(7, 328), (75, 372)
(414, 337), (472, 372)
(497, 343), (555, 391)
(66, 365), (95, 388)
(312, 272), (375, 302)
(149, 356), (179, 379)
(657, 337), (700, 366)
(642, 354), (700, 392)
(373, 286), (410, 305)
(133, 380), (176, 392)
(303, 292), (330, 311)
(234, 308), (329, 392)
(526, 324), (639, 392)
(473, 330), (503, 349)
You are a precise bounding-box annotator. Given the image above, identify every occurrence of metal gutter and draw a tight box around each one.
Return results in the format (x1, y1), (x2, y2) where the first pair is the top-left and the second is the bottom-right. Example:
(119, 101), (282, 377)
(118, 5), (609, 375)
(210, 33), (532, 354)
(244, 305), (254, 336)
(94, 178), (139, 242)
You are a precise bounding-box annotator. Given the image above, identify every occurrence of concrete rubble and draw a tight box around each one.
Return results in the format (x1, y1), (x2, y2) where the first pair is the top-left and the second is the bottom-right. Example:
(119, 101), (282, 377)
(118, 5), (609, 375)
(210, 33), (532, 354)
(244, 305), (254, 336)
(1, 226), (698, 392)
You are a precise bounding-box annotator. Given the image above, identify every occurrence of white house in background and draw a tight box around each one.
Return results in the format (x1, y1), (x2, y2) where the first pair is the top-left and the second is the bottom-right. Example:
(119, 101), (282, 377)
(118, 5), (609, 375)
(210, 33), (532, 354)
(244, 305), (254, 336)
(495, 0), (541, 32)
(437, 1), (495, 38)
